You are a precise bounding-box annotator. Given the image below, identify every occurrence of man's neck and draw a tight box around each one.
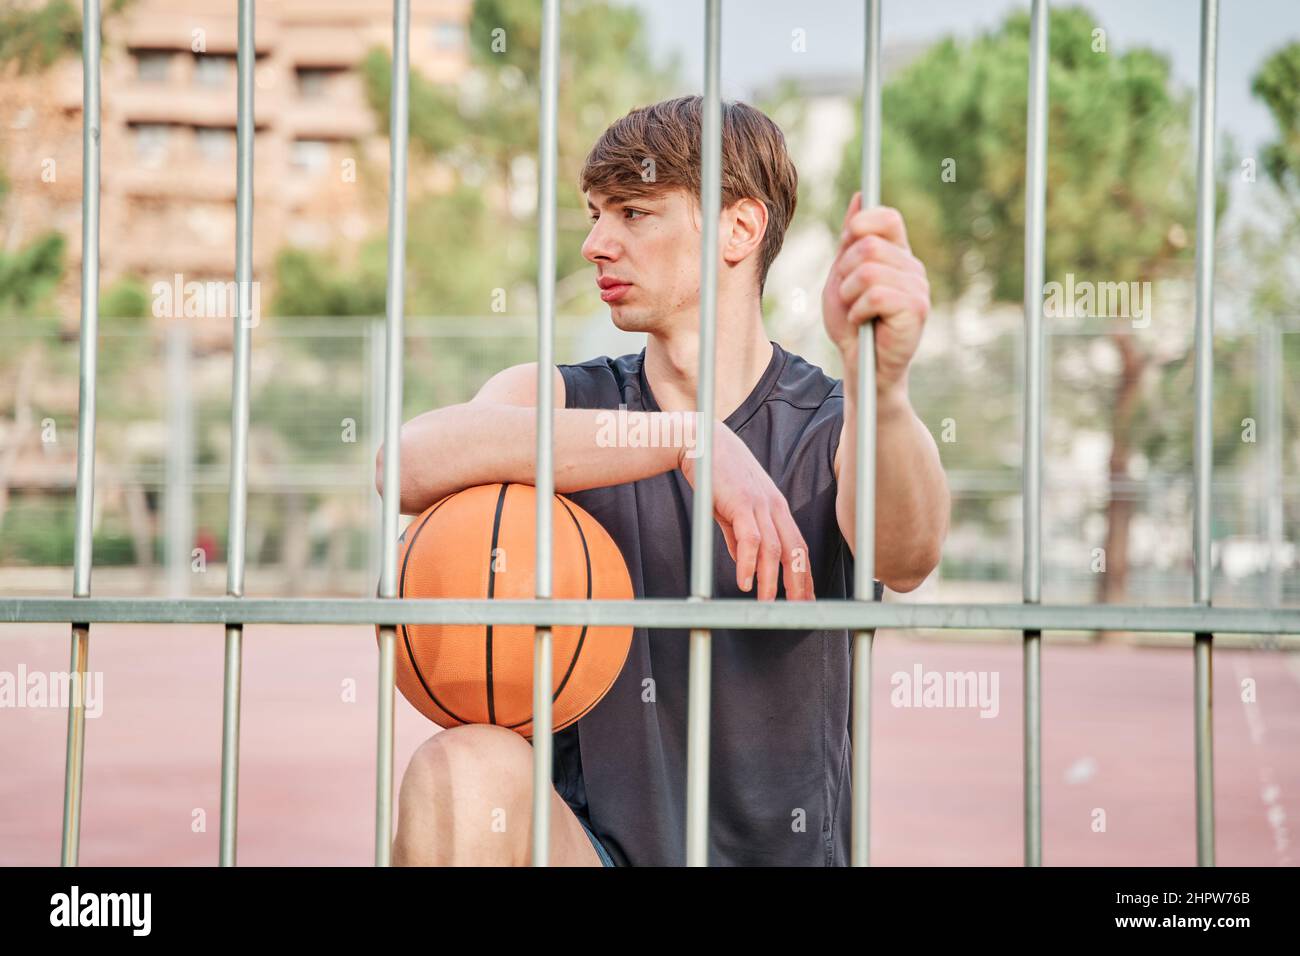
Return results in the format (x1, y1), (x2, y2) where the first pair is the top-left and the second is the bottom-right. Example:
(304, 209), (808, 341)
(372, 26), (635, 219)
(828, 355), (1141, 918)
(644, 310), (774, 422)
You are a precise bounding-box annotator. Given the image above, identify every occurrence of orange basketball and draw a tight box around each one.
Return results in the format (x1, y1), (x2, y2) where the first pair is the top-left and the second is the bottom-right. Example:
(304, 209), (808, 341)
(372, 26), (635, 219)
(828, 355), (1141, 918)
(380, 482), (634, 738)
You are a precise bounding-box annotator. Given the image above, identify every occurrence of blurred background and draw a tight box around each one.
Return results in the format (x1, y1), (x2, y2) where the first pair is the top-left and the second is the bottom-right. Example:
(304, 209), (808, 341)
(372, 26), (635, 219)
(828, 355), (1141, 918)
(0, 0), (1297, 866)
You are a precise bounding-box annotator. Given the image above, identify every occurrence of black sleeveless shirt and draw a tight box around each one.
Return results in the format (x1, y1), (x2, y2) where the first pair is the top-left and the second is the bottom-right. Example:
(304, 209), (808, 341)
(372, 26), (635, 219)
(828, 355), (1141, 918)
(552, 339), (883, 866)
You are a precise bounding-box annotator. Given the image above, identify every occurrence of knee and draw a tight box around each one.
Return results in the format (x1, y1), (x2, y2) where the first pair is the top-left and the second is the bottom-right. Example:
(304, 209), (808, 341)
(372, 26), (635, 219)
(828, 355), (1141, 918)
(403, 724), (534, 797)
(394, 724), (536, 865)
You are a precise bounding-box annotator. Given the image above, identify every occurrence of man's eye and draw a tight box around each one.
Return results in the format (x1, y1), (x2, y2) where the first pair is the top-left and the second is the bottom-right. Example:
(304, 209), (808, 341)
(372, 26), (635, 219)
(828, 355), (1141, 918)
(588, 208), (646, 223)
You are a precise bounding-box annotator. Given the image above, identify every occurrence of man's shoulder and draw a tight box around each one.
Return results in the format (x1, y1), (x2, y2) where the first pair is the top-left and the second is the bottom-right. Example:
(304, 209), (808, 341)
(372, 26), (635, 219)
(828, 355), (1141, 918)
(557, 350), (644, 408)
(745, 344), (846, 476)
(558, 351), (641, 379)
(769, 343), (844, 415)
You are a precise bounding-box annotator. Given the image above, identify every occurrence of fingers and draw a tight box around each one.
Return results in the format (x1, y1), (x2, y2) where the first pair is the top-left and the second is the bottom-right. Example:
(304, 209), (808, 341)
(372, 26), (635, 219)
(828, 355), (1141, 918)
(710, 425), (815, 601)
(753, 508), (782, 601)
(844, 204), (911, 253)
(839, 260), (929, 313)
(734, 495), (814, 602)
(846, 284), (925, 327)
(834, 233), (925, 285)
(729, 508), (762, 594)
(724, 497), (813, 601)
(719, 521), (738, 564)
(771, 500), (815, 601)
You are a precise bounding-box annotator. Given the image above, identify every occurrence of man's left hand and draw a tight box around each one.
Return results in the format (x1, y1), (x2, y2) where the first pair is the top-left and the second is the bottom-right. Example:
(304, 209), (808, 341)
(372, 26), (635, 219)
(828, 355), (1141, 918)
(821, 191), (930, 395)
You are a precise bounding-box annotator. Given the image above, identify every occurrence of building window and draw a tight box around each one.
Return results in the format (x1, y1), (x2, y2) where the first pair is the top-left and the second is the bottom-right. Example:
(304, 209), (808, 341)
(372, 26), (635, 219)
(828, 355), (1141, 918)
(291, 139), (331, 173)
(195, 127), (235, 163)
(194, 54), (234, 88)
(132, 123), (172, 167)
(135, 50), (171, 83)
(295, 67), (336, 99)
(432, 21), (464, 50)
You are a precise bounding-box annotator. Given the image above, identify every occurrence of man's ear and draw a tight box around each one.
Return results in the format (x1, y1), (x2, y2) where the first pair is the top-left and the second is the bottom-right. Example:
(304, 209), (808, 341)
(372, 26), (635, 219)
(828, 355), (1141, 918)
(722, 197), (768, 267)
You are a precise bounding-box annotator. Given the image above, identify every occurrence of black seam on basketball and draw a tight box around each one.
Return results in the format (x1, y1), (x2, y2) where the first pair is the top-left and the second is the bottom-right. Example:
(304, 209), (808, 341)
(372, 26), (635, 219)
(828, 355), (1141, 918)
(519, 660), (621, 737)
(399, 490), (472, 726)
(504, 495), (592, 730)
(545, 663), (623, 736)
(485, 482), (509, 725)
(556, 623), (636, 733)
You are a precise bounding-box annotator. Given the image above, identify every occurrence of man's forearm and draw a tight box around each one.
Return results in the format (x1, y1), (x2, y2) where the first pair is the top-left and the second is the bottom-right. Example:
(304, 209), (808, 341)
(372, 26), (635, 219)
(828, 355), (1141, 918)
(836, 353), (949, 591)
(378, 403), (695, 515)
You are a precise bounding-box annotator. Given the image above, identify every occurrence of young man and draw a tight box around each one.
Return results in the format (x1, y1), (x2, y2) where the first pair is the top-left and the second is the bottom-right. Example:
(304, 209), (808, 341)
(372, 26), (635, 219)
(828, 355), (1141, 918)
(380, 96), (948, 866)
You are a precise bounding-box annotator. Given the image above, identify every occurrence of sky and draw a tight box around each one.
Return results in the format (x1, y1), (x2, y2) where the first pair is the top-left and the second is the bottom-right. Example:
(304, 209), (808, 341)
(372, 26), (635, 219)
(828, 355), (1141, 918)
(620, 0), (1299, 155)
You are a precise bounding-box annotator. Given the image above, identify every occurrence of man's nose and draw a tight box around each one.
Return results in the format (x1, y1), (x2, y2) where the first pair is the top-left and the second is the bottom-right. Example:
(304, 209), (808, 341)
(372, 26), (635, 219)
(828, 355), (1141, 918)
(582, 219), (619, 263)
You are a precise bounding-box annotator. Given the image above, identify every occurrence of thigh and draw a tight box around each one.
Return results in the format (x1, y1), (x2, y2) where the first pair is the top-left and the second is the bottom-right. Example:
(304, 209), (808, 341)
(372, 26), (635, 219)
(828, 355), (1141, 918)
(546, 787), (605, 867)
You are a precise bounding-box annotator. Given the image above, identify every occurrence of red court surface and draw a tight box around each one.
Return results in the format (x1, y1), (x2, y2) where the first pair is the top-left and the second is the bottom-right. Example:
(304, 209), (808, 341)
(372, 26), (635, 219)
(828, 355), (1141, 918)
(1, 622), (1295, 866)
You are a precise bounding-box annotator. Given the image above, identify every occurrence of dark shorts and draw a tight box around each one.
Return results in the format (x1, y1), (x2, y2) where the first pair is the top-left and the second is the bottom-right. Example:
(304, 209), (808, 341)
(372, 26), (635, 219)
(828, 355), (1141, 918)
(577, 816), (615, 867)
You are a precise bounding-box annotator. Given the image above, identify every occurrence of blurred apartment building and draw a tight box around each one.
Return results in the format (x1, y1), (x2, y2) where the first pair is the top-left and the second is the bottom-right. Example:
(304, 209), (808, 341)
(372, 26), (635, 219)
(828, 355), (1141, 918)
(1, 0), (473, 323)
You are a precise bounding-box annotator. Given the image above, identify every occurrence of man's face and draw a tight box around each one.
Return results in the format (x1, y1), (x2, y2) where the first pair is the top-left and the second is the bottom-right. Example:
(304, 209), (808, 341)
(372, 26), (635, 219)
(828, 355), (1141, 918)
(582, 187), (704, 334)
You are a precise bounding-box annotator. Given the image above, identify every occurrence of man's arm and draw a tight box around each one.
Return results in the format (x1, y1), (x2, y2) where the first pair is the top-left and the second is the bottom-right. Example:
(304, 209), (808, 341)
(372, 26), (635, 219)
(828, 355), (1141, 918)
(822, 196), (950, 593)
(833, 363), (948, 593)
(375, 361), (816, 600)
(374, 362), (683, 515)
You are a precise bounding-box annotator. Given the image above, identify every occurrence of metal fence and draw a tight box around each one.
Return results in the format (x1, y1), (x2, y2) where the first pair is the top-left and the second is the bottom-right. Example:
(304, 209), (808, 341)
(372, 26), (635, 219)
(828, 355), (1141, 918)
(3, 0), (1299, 869)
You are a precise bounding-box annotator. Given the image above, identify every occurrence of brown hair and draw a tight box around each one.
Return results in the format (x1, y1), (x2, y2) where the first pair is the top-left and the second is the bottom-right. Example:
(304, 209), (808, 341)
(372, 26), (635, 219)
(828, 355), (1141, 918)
(579, 95), (799, 297)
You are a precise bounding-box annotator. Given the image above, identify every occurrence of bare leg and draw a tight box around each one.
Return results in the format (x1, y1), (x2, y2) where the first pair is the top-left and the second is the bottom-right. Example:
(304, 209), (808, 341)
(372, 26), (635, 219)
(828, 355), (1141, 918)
(392, 723), (603, 867)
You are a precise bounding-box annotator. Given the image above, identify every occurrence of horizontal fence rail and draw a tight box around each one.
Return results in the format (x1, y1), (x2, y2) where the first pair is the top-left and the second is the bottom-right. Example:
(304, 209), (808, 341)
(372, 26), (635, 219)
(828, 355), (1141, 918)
(4, 598), (1296, 634)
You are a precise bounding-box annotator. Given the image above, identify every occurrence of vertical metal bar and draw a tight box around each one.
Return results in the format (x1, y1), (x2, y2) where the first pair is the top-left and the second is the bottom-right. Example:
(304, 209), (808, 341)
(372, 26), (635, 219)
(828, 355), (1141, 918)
(219, 0), (256, 868)
(850, 0), (882, 869)
(1192, 0), (1219, 867)
(217, 627), (243, 867)
(165, 321), (194, 597)
(530, 0), (560, 868)
(375, 0), (411, 867)
(1021, 0), (1049, 869)
(685, 0), (722, 868)
(60, 0), (101, 868)
(1192, 631), (1214, 861)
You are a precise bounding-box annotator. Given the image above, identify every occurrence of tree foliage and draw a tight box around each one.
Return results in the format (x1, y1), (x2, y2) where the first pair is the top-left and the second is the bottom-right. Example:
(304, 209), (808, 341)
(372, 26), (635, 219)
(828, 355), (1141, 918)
(0, 0), (134, 74)
(0, 231), (64, 318)
(832, 5), (1218, 303)
(1251, 41), (1300, 196)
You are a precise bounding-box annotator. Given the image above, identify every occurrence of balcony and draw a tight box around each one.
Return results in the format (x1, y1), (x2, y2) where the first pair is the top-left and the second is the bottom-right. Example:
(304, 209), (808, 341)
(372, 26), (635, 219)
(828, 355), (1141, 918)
(109, 82), (280, 129)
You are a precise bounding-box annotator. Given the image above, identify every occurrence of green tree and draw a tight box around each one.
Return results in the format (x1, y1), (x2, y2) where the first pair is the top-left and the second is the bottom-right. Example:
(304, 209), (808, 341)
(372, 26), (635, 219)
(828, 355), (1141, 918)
(273, 246), (388, 317)
(100, 275), (151, 319)
(0, 0), (134, 74)
(1252, 42), (1300, 198)
(1238, 41), (1300, 560)
(0, 228), (63, 319)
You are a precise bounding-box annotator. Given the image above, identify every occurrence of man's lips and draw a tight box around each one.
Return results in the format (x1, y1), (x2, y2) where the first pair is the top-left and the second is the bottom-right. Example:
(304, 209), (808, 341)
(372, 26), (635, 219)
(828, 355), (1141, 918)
(597, 278), (631, 303)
